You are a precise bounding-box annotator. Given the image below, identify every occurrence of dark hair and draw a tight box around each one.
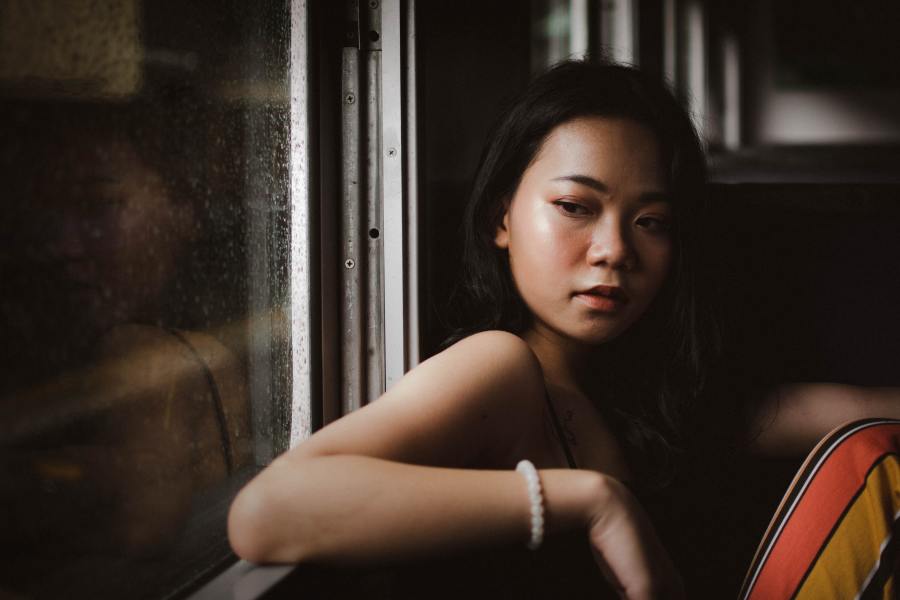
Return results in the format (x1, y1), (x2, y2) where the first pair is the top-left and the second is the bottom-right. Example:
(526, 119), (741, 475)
(449, 59), (720, 489)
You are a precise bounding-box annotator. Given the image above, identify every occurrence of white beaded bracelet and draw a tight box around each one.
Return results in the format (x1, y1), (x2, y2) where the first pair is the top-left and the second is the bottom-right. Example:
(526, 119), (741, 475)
(515, 459), (545, 550)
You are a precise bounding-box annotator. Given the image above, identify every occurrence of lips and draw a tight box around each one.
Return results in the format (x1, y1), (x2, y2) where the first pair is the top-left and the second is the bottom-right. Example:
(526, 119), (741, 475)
(573, 285), (629, 312)
(579, 285), (628, 302)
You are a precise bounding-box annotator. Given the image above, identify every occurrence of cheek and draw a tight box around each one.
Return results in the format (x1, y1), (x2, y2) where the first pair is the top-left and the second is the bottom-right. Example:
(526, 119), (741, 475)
(511, 217), (576, 285)
(520, 203), (580, 257)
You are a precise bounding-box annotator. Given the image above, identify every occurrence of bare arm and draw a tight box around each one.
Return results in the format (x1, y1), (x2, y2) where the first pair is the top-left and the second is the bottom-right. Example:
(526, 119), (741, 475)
(229, 454), (602, 563)
(749, 383), (900, 456)
(228, 331), (681, 598)
(229, 330), (549, 562)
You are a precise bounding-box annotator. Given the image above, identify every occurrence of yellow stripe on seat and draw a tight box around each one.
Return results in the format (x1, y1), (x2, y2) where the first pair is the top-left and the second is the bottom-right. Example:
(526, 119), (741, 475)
(796, 456), (900, 600)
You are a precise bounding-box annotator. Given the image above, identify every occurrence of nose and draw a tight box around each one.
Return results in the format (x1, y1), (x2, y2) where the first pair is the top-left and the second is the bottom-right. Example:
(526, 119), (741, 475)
(586, 217), (635, 271)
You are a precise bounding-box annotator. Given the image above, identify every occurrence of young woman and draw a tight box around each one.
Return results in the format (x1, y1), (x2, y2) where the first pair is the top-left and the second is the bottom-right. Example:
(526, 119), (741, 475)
(228, 61), (900, 599)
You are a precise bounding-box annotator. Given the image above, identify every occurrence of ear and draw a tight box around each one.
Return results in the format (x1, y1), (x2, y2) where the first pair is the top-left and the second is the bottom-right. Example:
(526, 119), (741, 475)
(493, 200), (511, 249)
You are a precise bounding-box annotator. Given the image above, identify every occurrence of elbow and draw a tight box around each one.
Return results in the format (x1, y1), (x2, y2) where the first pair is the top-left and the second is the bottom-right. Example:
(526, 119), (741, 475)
(228, 483), (276, 563)
(227, 472), (315, 564)
(228, 464), (317, 564)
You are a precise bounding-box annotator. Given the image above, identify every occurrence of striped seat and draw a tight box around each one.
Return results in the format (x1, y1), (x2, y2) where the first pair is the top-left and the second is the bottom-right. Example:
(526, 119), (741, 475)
(740, 419), (900, 600)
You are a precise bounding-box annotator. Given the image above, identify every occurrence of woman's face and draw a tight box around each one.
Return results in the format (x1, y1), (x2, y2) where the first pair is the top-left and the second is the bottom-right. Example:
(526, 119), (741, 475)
(4, 132), (192, 362)
(495, 116), (673, 347)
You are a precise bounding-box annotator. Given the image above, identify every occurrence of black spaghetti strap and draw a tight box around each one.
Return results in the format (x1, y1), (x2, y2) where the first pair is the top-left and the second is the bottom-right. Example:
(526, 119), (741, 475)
(545, 388), (578, 469)
(164, 328), (234, 475)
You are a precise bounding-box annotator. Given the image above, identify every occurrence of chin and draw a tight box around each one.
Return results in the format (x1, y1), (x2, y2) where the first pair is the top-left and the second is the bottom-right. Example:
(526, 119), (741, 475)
(570, 325), (629, 347)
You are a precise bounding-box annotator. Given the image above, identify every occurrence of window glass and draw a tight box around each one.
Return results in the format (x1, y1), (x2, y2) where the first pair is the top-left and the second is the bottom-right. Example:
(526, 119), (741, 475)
(0, 1), (289, 597)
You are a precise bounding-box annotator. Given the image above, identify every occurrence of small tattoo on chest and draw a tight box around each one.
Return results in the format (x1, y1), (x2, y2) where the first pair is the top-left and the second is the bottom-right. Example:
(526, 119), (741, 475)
(550, 407), (578, 447)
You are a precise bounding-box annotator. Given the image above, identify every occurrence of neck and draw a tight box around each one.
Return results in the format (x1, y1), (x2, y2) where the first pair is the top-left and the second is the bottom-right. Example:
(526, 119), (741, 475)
(521, 325), (610, 398)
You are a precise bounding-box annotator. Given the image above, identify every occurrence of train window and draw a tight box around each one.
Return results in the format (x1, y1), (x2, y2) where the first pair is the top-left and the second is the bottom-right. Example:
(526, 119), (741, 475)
(6, 1), (897, 598)
(0, 2), (294, 598)
(757, 0), (900, 145)
(704, 0), (900, 181)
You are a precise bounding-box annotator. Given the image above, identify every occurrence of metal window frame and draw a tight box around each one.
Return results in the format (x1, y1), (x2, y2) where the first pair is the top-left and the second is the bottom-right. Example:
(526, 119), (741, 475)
(364, 0), (385, 405)
(190, 0), (420, 595)
(295, 0), (423, 435)
(340, 36), (365, 415)
(338, 0), (418, 408)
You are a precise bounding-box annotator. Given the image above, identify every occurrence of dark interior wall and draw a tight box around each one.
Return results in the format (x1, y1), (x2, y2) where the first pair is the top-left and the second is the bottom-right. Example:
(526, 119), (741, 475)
(709, 184), (900, 388)
(418, 0), (532, 357)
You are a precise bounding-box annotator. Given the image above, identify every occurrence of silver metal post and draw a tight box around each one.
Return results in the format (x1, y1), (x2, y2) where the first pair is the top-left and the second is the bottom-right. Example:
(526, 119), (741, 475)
(381, 0), (405, 390)
(365, 0), (386, 402)
(404, 0), (419, 370)
(289, 0), (313, 446)
(341, 46), (365, 414)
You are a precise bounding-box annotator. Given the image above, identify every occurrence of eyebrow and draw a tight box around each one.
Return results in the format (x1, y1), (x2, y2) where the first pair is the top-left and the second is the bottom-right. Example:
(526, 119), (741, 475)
(552, 174), (670, 204)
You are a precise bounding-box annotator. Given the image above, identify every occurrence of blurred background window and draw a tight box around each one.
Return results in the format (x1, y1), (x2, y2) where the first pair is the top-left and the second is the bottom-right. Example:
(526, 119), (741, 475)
(0, 1), (292, 598)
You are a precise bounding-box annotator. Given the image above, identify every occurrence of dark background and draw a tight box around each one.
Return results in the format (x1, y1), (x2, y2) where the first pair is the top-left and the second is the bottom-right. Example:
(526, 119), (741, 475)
(415, 4), (900, 594)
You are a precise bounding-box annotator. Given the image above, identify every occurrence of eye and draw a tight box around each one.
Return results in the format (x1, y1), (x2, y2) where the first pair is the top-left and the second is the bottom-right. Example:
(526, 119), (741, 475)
(552, 200), (590, 217)
(636, 215), (672, 233)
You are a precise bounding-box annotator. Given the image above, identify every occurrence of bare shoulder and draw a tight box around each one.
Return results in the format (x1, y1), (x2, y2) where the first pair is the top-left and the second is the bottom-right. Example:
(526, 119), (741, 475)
(290, 330), (547, 467)
(400, 330), (545, 413)
(420, 330), (544, 387)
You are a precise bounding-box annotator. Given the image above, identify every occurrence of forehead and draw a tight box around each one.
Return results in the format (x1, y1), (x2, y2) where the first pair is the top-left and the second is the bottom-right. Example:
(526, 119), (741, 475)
(528, 116), (666, 189)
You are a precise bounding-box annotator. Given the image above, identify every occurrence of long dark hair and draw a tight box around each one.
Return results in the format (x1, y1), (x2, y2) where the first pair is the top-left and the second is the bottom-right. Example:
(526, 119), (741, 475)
(448, 59), (720, 489)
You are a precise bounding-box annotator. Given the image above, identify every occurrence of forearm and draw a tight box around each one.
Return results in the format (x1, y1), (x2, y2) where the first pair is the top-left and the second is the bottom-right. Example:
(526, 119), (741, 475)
(228, 454), (602, 564)
(752, 383), (900, 456)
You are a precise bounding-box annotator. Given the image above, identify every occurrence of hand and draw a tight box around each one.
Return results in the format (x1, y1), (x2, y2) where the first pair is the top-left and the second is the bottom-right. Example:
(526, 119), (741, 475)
(586, 475), (684, 600)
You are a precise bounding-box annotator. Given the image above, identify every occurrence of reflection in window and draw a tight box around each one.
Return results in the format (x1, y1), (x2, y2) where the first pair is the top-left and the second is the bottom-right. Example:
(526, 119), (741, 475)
(0, 2), (289, 598)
